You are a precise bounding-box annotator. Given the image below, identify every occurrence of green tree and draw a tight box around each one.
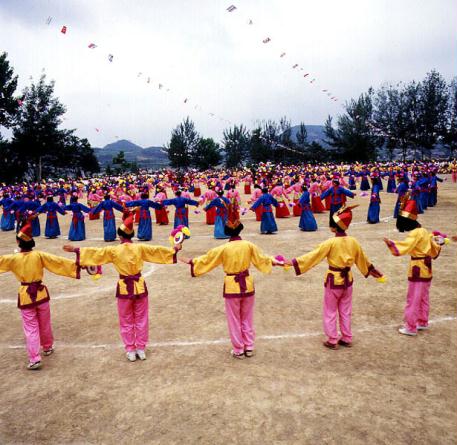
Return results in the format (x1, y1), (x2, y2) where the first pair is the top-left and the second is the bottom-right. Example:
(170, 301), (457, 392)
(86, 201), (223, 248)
(112, 150), (132, 173)
(166, 117), (200, 169)
(0, 51), (19, 132)
(416, 70), (449, 159)
(324, 90), (379, 161)
(249, 127), (272, 163)
(222, 124), (250, 168)
(443, 77), (457, 158)
(11, 74), (67, 179)
(193, 137), (222, 170)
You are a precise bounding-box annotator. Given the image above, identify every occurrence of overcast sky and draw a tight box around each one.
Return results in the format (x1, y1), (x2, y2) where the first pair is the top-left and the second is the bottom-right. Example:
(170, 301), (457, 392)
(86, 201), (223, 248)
(1, 0), (456, 148)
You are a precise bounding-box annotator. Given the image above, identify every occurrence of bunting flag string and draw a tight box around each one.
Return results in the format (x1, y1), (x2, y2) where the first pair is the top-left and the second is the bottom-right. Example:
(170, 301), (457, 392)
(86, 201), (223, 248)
(51, 20), (234, 136)
(225, 4), (339, 104)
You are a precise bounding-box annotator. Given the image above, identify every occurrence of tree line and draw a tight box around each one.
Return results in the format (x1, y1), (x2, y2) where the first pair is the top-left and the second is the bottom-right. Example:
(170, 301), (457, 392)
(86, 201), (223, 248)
(167, 70), (457, 169)
(0, 52), (100, 183)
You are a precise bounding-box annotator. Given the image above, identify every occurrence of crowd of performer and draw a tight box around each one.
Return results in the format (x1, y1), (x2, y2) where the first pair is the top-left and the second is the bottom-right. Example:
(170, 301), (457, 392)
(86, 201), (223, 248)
(0, 160), (453, 241)
(0, 159), (455, 369)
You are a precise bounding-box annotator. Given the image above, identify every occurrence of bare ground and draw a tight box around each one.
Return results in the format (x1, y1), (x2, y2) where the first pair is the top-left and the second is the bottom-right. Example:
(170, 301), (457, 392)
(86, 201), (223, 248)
(0, 177), (456, 445)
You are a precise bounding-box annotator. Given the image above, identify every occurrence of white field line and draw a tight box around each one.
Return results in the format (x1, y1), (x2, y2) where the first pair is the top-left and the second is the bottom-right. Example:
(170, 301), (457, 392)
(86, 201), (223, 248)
(2, 315), (455, 351)
(0, 264), (157, 304)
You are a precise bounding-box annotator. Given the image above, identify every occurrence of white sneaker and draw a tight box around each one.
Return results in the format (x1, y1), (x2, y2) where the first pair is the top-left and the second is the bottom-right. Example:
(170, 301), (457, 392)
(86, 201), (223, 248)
(136, 349), (146, 360)
(398, 327), (417, 336)
(27, 361), (42, 370)
(417, 325), (429, 331)
(126, 351), (137, 362)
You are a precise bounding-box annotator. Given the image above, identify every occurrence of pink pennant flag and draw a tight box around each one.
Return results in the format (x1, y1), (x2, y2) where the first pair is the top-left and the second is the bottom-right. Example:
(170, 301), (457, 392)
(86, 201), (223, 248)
(95, 128), (100, 132)
(61, 25), (67, 34)
(262, 37), (271, 44)
(227, 5), (237, 12)
(17, 99), (23, 106)
(88, 43), (97, 49)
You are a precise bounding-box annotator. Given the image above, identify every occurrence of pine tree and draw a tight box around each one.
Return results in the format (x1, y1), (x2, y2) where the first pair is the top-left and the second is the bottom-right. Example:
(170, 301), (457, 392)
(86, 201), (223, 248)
(193, 137), (222, 170)
(222, 124), (250, 168)
(166, 117), (200, 169)
(0, 52), (19, 132)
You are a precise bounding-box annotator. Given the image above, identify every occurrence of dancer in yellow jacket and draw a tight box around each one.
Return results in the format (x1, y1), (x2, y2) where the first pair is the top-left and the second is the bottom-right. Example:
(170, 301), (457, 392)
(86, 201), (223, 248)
(63, 213), (180, 362)
(384, 195), (443, 336)
(285, 205), (383, 349)
(180, 219), (281, 359)
(0, 218), (80, 370)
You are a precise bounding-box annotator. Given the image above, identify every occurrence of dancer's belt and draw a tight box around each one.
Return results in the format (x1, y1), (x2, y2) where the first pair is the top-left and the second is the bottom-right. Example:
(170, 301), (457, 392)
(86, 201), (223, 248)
(328, 266), (351, 285)
(119, 273), (142, 295)
(226, 270), (249, 293)
(411, 256), (432, 271)
(21, 280), (45, 303)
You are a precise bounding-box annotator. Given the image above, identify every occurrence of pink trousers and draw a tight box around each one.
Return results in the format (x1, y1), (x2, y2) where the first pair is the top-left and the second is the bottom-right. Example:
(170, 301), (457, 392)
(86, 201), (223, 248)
(225, 296), (255, 354)
(404, 281), (431, 332)
(20, 302), (54, 364)
(117, 297), (149, 352)
(323, 284), (353, 345)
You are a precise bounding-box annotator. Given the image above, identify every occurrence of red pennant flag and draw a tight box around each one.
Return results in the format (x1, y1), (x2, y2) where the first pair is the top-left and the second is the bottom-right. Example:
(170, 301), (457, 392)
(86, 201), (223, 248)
(61, 25), (67, 34)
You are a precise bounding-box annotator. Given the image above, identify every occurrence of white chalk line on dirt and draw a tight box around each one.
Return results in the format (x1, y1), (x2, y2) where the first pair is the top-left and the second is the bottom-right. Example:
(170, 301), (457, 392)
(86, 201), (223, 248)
(0, 264), (158, 304)
(2, 315), (455, 351)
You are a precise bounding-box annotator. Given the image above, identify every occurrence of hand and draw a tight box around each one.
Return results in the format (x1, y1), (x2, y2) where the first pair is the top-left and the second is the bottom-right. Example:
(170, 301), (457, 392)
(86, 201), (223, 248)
(179, 256), (191, 265)
(174, 243), (183, 252)
(63, 244), (76, 253)
(382, 237), (390, 244)
(272, 258), (284, 266)
(369, 268), (383, 279)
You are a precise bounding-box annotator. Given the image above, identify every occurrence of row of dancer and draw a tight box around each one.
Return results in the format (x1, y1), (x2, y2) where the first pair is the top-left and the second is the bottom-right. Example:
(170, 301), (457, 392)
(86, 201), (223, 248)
(0, 191), (448, 369)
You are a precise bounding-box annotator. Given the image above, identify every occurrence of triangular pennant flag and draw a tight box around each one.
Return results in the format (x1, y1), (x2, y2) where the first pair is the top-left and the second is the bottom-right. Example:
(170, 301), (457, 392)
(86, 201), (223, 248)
(61, 25), (67, 34)
(88, 43), (97, 49)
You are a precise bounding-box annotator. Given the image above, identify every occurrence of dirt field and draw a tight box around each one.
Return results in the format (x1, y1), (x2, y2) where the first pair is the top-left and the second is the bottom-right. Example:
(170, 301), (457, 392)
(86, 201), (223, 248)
(1, 177), (456, 445)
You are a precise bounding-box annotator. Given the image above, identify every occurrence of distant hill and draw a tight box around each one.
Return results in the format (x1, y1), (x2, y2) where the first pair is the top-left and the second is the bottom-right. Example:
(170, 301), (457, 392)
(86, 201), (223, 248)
(289, 125), (329, 147)
(93, 139), (169, 168)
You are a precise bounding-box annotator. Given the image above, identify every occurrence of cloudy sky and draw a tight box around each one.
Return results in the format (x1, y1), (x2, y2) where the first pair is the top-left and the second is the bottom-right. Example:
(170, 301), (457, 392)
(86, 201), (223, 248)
(1, 0), (456, 148)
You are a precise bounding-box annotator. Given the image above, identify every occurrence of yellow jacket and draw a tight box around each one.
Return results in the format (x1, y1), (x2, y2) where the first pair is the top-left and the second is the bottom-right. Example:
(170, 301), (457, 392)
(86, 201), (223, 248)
(385, 227), (440, 281)
(0, 250), (79, 308)
(190, 236), (273, 297)
(78, 241), (176, 298)
(292, 233), (374, 288)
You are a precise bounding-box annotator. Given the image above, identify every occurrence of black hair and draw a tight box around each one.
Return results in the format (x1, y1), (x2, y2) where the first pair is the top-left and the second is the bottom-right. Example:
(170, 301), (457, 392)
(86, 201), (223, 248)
(329, 214), (346, 233)
(175, 190), (182, 197)
(301, 185), (308, 192)
(104, 195), (110, 200)
(224, 223), (244, 237)
(70, 196), (78, 203)
(117, 227), (134, 239)
(16, 237), (36, 250)
(396, 215), (420, 232)
(217, 190), (224, 197)
(261, 187), (268, 194)
(141, 193), (149, 199)
(46, 196), (53, 202)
